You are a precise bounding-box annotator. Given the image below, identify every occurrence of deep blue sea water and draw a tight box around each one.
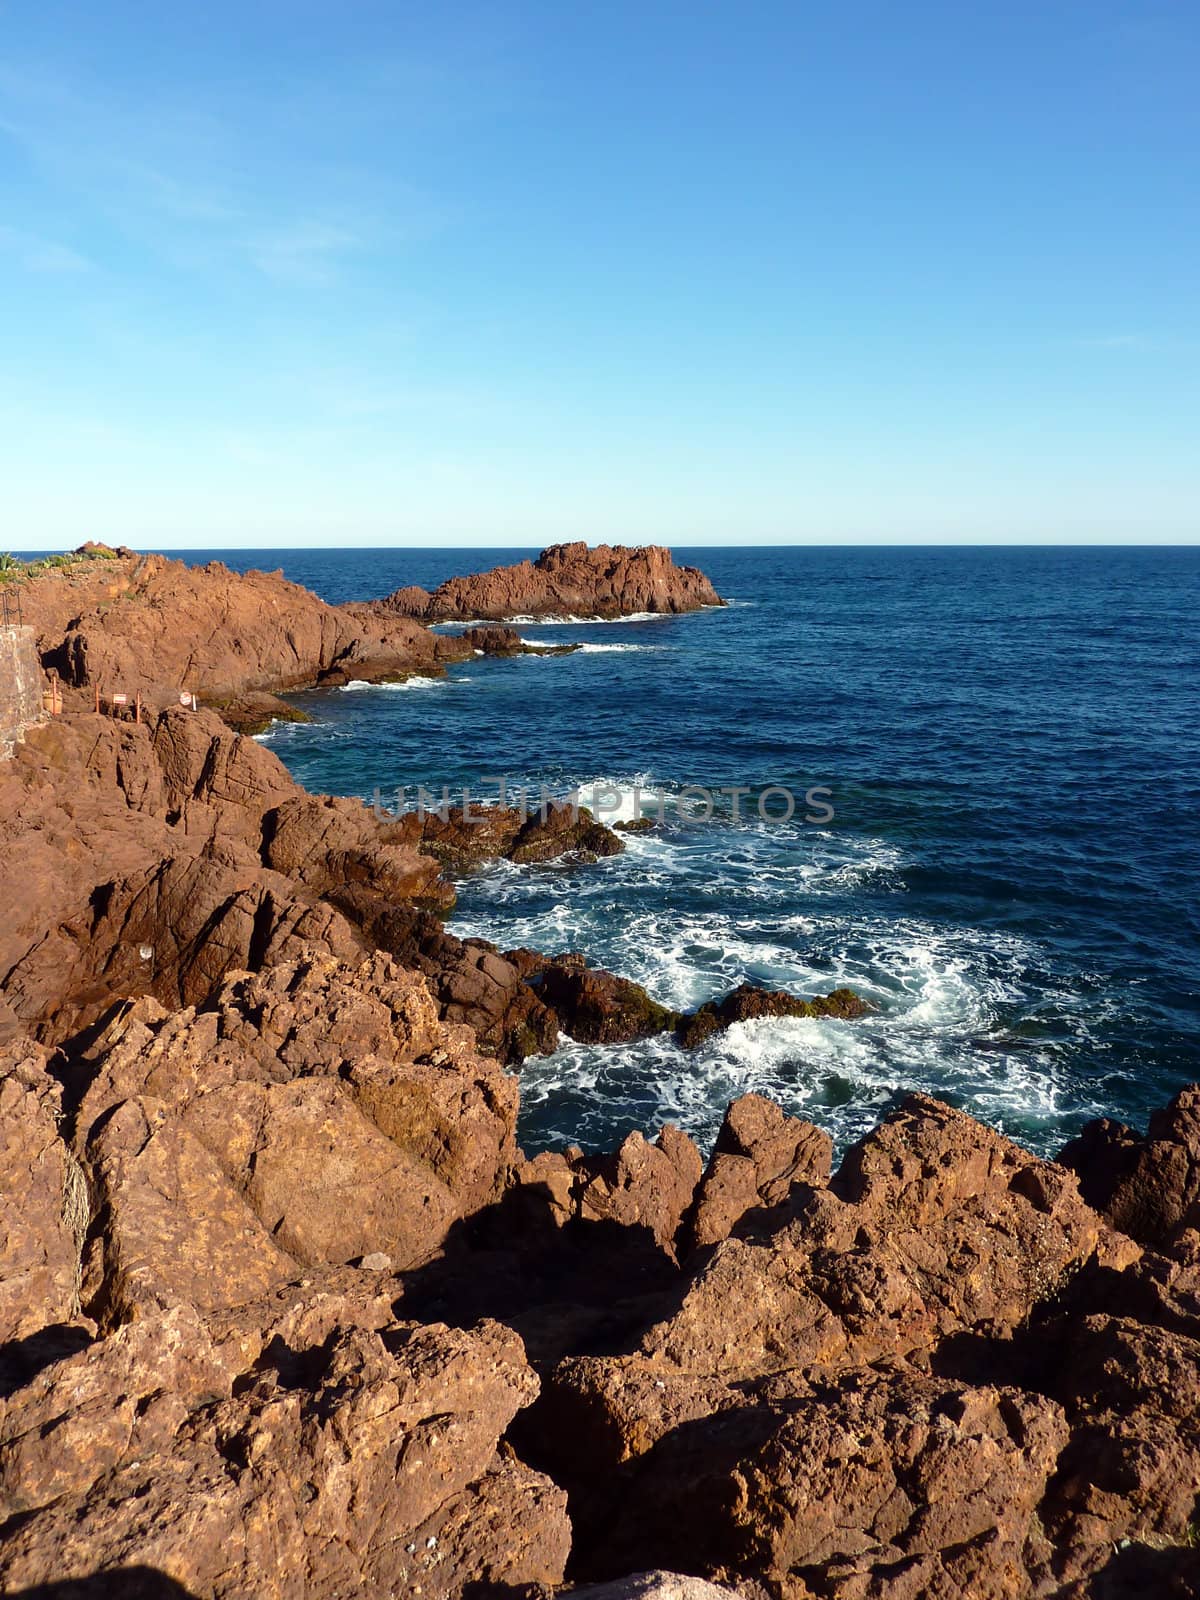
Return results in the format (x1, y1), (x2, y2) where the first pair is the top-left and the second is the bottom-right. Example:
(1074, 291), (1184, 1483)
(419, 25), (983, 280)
(175, 546), (1200, 1157)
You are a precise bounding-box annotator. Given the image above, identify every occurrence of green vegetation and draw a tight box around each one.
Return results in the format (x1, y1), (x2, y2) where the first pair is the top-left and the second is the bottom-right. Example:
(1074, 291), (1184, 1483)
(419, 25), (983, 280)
(0, 545), (120, 584)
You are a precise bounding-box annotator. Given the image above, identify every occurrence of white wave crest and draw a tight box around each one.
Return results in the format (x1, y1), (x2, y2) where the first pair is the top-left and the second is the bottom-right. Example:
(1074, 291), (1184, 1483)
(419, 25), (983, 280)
(337, 675), (446, 692)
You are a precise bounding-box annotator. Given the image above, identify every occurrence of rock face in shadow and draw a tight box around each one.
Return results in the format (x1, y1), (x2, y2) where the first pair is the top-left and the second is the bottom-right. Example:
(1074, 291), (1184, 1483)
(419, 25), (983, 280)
(1059, 1085), (1200, 1251)
(370, 541), (725, 622)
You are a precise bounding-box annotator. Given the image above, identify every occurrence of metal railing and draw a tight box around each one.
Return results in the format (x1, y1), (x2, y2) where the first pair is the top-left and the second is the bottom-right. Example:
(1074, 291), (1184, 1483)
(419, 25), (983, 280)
(0, 588), (24, 629)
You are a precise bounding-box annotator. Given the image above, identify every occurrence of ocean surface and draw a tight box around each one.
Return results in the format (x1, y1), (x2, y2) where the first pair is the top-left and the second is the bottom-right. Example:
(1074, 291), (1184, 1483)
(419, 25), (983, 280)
(181, 546), (1199, 1158)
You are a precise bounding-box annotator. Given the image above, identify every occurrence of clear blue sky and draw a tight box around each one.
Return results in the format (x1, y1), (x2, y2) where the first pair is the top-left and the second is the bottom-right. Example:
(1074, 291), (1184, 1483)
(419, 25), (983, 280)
(2, 0), (1197, 548)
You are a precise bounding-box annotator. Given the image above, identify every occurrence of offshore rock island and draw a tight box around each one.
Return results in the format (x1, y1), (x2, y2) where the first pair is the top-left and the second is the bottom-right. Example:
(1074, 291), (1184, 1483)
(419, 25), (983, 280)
(1, 544), (1199, 1599)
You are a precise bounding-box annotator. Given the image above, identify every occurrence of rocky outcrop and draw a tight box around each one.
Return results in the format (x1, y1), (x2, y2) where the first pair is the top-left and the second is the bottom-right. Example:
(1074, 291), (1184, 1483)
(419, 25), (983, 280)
(675, 982), (871, 1049)
(462, 624), (581, 657)
(0, 709), (632, 1053)
(685, 1092), (833, 1249)
(19, 548), (469, 711)
(413, 799), (625, 869)
(67, 950), (518, 1327)
(1060, 1086), (1200, 1253)
(7, 1009), (1200, 1597)
(9, 548), (1200, 1600)
(371, 541), (725, 622)
(0, 623), (44, 756)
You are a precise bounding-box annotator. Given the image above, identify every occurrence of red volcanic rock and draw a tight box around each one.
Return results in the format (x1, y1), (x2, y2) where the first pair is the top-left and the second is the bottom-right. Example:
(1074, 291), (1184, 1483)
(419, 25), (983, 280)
(0, 1042), (85, 1343)
(532, 1095), (1144, 1590)
(573, 1126), (704, 1257)
(374, 541), (725, 622)
(21, 549), (456, 710)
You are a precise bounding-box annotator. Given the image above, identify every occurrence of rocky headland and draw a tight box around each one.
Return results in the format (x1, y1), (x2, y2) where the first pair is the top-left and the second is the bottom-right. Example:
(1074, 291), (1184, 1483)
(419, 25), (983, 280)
(1, 546), (1199, 1600)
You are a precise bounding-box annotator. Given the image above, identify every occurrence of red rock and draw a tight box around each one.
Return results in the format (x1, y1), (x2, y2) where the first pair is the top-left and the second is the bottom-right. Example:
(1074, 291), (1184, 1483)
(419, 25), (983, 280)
(574, 1126), (704, 1256)
(686, 1093), (833, 1248)
(374, 541), (724, 622)
(0, 1307), (564, 1599)
(1060, 1085), (1200, 1252)
(71, 950), (519, 1320)
(0, 1043), (84, 1343)
(24, 550), (453, 709)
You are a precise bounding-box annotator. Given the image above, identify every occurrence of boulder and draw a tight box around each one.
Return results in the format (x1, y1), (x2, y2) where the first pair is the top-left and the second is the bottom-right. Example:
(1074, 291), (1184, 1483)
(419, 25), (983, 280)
(1060, 1086), (1200, 1252)
(686, 1093), (833, 1248)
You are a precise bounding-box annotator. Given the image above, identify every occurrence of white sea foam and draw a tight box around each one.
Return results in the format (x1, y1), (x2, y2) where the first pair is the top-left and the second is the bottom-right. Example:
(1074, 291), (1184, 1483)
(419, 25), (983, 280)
(573, 775), (670, 825)
(337, 675), (446, 692)
(450, 810), (1086, 1157)
(507, 611), (669, 625)
(578, 641), (665, 654)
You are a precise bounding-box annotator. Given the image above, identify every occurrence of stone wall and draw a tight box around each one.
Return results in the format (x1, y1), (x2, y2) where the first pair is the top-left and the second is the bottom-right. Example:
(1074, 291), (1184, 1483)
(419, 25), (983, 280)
(0, 625), (45, 755)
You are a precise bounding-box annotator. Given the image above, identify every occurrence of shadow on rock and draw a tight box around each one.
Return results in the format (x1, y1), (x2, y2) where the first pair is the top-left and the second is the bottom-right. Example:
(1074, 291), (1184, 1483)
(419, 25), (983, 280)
(394, 1183), (692, 1369)
(5, 1570), (200, 1599)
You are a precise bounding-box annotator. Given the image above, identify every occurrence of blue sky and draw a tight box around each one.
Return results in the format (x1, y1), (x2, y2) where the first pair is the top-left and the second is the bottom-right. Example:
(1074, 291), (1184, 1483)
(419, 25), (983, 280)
(2, 1), (1197, 548)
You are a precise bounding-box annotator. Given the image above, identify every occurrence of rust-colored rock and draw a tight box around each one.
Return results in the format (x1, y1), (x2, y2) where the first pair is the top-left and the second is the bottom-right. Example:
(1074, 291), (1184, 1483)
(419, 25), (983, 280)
(0, 1306), (565, 1599)
(0, 1042), (84, 1343)
(374, 541), (725, 622)
(22, 549), (454, 709)
(686, 1093), (834, 1249)
(1060, 1085), (1200, 1253)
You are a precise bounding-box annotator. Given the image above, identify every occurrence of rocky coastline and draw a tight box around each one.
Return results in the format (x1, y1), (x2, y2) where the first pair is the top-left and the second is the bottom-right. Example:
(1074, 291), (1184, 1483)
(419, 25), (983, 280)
(2, 546), (1199, 1599)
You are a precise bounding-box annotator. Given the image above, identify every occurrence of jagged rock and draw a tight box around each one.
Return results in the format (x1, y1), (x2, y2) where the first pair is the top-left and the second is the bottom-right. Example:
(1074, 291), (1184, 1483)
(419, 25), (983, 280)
(517, 952), (678, 1045)
(23, 549), (455, 708)
(686, 1093), (833, 1249)
(69, 951), (518, 1322)
(1060, 1086), (1200, 1252)
(262, 792), (453, 908)
(372, 541), (725, 622)
(531, 1095), (1143, 1589)
(0, 1306), (564, 1599)
(1038, 1314), (1200, 1574)
(574, 1127), (704, 1257)
(417, 799), (624, 868)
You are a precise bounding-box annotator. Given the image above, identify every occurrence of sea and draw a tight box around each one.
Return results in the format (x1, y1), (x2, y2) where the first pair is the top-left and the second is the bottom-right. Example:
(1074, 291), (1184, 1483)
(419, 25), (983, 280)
(170, 546), (1200, 1158)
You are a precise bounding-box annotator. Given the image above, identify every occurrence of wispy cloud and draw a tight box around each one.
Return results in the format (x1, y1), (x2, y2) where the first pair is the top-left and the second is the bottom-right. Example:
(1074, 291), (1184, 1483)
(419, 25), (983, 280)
(0, 58), (445, 289)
